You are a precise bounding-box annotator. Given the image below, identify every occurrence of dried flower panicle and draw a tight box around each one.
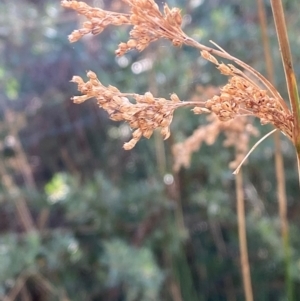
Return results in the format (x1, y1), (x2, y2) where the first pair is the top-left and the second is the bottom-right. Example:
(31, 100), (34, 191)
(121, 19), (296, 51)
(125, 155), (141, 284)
(62, 0), (295, 157)
(61, 0), (185, 55)
(61, 0), (131, 42)
(223, 118), (259, 170)
(71, 71), (195, 149)
(117, 0), (184, 54)
(198, 50), (294, 140)
(172, 114), (259, 172)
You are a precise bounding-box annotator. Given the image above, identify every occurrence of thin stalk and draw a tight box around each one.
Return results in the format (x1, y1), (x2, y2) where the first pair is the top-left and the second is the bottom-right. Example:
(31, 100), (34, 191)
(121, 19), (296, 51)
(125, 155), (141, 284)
(3, 273), (29, 301)
(235, 169), (253, 301)
(149, 61), (184, 301)
(209, 220), (237, 301)
(256, 0), (292, 299)
(233, 129), (277, 175)
(270, 0), (300, 152)
(276, 131), (293, 300)
(0, 159), (35, 232)
(3, 109), (36, 190)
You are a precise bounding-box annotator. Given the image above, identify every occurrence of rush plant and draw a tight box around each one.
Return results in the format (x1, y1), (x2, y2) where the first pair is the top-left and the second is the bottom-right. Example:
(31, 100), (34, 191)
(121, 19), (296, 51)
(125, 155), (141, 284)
(61, 1), (298, 300)
(61, 0), (296, 159)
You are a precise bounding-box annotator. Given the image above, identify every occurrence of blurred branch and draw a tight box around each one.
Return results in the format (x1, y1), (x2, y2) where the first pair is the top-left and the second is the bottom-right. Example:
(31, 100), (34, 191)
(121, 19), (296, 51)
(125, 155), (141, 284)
(163, 251), (184, 301)
(131, 209), (164, 247)
(2, 272), (29, 301)
(209, 221), (236, 301)
(235, 170), (253, 301)
(3, 271), (59, 301)
(0, 159), (35, 232)
(19, 286), (31, 301)
(60, 147), (80, 176)
(0, 108), (36, 232)
(4, 110), (36, 190)
(1, 108), (37, 231)
(36, 208), (50, 231)
(148, 59), (184, 301)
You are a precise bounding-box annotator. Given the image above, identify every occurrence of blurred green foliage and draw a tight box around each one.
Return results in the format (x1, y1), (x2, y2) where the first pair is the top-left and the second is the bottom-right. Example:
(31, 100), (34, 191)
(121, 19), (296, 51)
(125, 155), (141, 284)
(0, 0), (300, 300)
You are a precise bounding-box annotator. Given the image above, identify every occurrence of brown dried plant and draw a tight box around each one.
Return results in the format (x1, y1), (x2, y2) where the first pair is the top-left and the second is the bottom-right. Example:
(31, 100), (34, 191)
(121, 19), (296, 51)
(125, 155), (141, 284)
(172, 114), (259, 172)
(60, 2), (298, 301)
(61, 0), (294, 163)
(71, 71), (202, 149)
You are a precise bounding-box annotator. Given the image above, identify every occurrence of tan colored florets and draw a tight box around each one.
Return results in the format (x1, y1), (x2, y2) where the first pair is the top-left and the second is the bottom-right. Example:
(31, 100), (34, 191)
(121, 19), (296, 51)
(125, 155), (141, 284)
(199, 50), (294, 140)
(172, 115), (259, 171)
(115, 0), (185, 55)
(71, 71), (199, 149)
(62, 1), (295, 156)
(61, 0), (186, 54)
(61, 0), (131, 42)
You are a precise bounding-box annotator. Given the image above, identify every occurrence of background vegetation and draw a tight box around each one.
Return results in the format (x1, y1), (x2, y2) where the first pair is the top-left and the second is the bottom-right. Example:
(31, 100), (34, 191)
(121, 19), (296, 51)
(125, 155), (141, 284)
(0, 0), (300, 300)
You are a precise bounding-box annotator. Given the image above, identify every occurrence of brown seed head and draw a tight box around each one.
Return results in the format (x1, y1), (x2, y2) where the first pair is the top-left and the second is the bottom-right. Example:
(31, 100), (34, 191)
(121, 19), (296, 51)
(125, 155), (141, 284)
(70, 71), (193, 149)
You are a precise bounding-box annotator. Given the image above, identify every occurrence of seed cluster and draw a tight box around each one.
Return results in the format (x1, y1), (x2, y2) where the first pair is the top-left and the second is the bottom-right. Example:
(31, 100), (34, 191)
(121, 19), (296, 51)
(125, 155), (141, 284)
(61, 0), (131, 42)
(62, 0), (295, 157)
(61, 0), (185, 55)
(172, 115), (259, 171)
(199, 51), (294, 140)
(71, 71), (190, 149)
(116, 0), (184, 55)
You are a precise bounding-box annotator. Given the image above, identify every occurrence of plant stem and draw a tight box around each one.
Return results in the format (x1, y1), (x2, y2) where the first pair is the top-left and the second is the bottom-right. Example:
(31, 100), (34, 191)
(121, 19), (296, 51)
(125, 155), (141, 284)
(270, 0), (300, 151)
(256, 0), (287, 221)
(256, 1), (292, 299)
(235, 169), (253, 301)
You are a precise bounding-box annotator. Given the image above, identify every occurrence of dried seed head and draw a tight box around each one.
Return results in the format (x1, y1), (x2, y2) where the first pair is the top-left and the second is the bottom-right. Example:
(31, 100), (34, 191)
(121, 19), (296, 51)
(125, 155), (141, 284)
(144, 92), (155, 104)
(201, 50), (219, 65)
(217, 63), (233, 76)
(170, 93), (180, 102)
(127, 39), (138, 48)
(192, 107), (210, 114)
(172, 39), (182, 47)
(70, 71), (190, 149)
(63, 0), (294, 155)
(62, 0), (186, 55)
(172, 115), (259, 171)
(123, 138), (138, 150)
(161, 127), (171, 139)
(171, 8), (182, 26)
